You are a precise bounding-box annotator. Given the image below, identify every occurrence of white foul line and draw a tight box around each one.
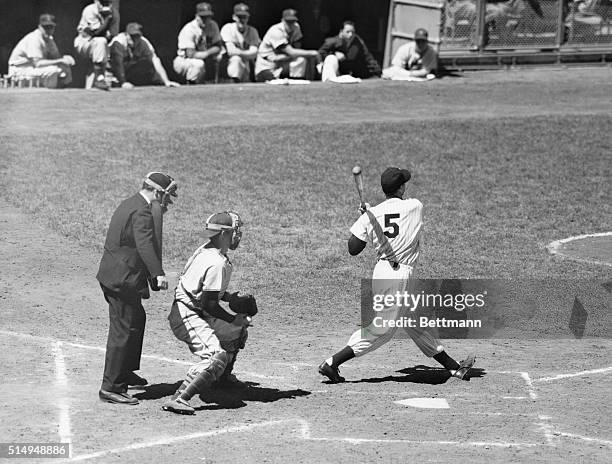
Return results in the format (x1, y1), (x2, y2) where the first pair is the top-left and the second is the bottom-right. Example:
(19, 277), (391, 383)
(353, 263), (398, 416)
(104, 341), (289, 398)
(52, 341), (72, 456)
(519, 372), (537, 400)
(553, 432), (612, 446)
(0, 330), (284, 381)
(69, 420), (293, 461)
(534, 366), (612, 383)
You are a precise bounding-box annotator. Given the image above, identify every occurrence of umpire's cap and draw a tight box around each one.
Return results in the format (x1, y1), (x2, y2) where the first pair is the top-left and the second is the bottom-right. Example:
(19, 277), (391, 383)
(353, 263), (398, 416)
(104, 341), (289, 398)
(381, 167), (411, 195)
(144, 172), (178, 196)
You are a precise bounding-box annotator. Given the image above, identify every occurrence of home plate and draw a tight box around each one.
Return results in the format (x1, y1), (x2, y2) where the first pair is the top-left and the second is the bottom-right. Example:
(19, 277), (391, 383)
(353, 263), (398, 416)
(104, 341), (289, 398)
(395, 398), (450, 409)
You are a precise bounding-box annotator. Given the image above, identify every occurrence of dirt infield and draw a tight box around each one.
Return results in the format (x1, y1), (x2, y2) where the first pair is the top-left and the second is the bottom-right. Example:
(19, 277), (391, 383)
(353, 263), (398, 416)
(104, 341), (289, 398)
(548, 233), (612, 267)
(1, 207), (611, 463)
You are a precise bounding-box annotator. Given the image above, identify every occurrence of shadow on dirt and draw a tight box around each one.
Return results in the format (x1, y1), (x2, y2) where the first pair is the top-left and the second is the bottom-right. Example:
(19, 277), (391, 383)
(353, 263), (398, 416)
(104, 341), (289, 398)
(134, 380), (311, 410)
(196, 382), (311, 410)
(347, 365), (487, 385)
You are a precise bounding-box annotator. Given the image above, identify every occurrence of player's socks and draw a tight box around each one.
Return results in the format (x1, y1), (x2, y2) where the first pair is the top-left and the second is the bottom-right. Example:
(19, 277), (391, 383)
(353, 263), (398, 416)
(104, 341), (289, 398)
(433, 351), (460, 371)
(329, 346), (355, 368)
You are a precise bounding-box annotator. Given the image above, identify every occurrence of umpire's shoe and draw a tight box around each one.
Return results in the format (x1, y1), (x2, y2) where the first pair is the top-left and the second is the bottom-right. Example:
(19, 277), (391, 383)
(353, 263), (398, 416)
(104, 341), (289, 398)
(126, 372), (148, 387)
(99, 389), (139, 405)
(453, 354), (476, 380)
(318, 361), (345, 383)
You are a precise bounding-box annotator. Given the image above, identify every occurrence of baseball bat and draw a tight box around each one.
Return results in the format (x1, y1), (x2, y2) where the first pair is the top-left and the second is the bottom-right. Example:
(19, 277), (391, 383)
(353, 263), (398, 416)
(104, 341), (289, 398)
(352, 166), (366, 210)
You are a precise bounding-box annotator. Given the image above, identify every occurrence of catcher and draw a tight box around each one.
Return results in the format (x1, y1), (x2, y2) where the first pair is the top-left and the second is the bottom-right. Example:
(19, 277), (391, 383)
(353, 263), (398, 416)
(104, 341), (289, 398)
(163, 211), (257, 415)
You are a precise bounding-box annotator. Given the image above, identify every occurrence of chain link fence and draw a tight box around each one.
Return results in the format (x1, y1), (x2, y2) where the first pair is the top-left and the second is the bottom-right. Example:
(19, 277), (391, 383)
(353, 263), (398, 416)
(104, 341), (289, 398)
(441, 0), (612, 50)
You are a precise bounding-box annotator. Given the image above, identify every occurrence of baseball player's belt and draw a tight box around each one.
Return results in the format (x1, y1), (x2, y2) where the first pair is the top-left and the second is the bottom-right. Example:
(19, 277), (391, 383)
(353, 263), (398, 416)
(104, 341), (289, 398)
(379, 258), (400, 270)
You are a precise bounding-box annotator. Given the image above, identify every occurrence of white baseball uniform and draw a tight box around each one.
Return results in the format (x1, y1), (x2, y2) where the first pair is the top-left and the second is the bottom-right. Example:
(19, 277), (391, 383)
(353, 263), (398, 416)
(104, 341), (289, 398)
(168, 245), (243, 369)
(220, 22), (260, 82)
(347, 197), (443, 357)
(73, 3), (111, 64)
(255, 22), (307, 80)
(173, 19), (222, 83)
(8, 28), (72, 88)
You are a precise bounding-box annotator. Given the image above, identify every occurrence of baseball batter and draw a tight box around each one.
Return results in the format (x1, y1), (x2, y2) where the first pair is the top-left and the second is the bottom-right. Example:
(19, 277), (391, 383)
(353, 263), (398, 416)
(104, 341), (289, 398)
(319, 167), (475, 383)
(163, 211), (258, 415)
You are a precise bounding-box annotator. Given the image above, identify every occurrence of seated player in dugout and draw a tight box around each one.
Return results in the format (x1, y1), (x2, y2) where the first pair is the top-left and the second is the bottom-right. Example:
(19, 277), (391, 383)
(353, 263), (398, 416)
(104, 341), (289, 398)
(74, 0), (117, 90)
(254, 9), (320, 82)
(173, 2), (224, 85)
(220, 3), (261, 83)
(7, 13), (75, 88)
(382, 28), (438, 80)
(318, 21), (381, 82)
(163, 212), (258, 415)
(109, 22), (179, 88)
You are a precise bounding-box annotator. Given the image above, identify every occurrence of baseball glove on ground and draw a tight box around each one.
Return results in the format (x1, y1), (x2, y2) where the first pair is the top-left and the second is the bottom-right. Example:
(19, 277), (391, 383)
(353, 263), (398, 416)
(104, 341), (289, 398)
(228, 292), (258, 317)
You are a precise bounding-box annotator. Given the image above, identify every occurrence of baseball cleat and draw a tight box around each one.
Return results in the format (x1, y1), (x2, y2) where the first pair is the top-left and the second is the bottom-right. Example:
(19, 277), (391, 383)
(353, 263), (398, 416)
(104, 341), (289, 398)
(93, 77), (110, 91)
(453, 354), (476, 380)
(162, 398), (195, 415)
(318, 361), (345, 383)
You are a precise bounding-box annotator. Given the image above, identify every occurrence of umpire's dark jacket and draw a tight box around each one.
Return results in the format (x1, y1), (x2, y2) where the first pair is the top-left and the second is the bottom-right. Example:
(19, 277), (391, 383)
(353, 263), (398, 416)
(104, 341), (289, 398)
(96, 193), (163, 299)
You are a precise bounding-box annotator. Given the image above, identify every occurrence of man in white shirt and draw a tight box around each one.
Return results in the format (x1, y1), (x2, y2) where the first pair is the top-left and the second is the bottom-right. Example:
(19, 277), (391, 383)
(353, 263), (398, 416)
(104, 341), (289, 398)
(382, 28), (438, 80)
(74, 0), (117, 90)
(255, 9), (319, 82)
(173, 2), (223, 84)
(8, 14), (74, 88)
(220, 3), (261, 83)
(163, 212), (257, 415)
(318, 167), (475, 383)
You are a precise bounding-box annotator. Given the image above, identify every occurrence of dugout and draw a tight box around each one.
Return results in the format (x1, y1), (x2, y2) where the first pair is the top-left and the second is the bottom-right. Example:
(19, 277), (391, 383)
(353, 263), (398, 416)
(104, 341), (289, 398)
(0, 0), (390, 86)
(1, 0), (610, 85)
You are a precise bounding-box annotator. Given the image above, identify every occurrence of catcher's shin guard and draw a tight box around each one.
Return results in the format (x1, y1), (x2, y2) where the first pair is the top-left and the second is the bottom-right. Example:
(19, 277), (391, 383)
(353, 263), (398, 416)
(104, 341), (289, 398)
(176, 351), (228, 401)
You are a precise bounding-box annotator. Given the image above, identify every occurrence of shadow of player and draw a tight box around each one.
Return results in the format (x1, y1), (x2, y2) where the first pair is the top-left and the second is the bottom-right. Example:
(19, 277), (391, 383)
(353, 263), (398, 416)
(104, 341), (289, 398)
(135, 380), (311, 410)
(348, 364), (486, 385)
(196, 382), (311, 410)
(134, 381), (183, 400)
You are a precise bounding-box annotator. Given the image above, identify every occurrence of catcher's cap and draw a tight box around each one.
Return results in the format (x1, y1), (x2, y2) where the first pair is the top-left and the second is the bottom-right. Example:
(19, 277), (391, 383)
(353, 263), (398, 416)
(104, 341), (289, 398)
(282, 9), (298, 21)
(381, 167), (411, 195)
(414, 28), (429, 41)
(39, 14), (56, 26)
(126, 22), (143, 36)
(144, 172), (178, 196)
(196, 2), (214, 17)
(234, 3), (250, 16)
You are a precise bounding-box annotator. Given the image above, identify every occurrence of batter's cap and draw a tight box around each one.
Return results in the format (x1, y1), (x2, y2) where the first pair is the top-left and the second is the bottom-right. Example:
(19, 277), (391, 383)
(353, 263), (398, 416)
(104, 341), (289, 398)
(381, 167), (411, 194)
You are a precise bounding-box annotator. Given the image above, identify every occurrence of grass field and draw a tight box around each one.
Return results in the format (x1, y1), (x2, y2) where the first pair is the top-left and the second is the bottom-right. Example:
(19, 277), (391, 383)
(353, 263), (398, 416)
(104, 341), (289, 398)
(1, 68), (611, 463)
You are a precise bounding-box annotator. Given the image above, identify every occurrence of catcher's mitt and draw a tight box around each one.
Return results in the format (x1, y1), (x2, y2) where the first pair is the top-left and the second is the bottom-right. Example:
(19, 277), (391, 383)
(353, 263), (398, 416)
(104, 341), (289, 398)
(229, 292), (258, 317)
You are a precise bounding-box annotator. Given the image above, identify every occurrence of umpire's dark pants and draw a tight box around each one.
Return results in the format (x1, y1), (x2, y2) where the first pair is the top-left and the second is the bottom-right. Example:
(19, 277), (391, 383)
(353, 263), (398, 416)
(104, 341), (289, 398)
(101, 285), (146, 392)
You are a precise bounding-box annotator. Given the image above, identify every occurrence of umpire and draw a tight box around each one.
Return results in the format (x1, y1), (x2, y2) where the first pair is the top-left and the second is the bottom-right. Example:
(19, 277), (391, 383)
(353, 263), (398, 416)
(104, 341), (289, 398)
(97, 172), (178, 405)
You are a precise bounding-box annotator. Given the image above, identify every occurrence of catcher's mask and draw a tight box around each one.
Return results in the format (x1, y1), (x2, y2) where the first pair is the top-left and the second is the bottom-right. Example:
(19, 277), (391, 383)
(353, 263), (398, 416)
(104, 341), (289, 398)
(205, 211), (243, 250)
(144, 171), (177, 210)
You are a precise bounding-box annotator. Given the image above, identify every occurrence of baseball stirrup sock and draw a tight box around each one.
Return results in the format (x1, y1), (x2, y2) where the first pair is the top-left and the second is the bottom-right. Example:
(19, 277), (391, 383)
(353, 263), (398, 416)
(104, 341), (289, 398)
(433, 351), (460, 371)
(178, 353), (227, 401)
(330, 346), (355, 368)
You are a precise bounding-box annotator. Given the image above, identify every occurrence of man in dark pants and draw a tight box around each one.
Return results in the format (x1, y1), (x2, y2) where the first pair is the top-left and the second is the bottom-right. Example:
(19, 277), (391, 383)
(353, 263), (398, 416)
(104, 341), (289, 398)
(96, 172), (178, 405)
